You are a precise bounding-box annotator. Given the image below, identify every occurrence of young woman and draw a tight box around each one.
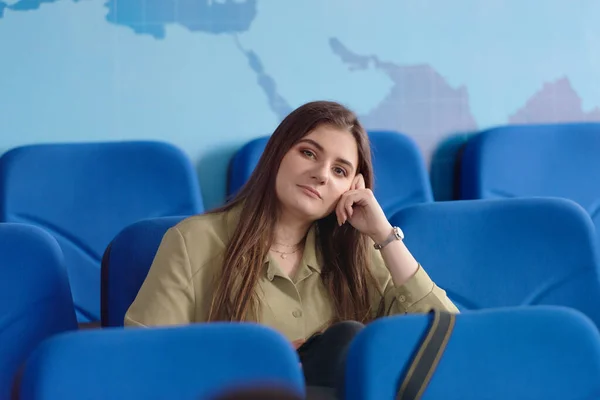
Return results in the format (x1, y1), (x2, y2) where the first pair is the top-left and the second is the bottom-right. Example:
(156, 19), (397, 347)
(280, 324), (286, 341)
(125, 101), (458, 392)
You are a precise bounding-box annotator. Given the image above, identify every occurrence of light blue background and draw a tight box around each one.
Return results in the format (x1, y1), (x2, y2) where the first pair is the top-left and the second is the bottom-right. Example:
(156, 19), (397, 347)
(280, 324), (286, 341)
(1, 0), (599, 208)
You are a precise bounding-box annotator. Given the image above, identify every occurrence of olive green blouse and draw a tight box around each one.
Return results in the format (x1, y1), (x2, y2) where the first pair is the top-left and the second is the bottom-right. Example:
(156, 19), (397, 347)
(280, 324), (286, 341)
(125, 207), (458, 342)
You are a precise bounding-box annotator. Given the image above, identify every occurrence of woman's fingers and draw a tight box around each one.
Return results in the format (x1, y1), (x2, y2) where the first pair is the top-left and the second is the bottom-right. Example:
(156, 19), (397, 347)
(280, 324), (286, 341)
(337, 179), (369, 226)
(345, 197), (354, 220)
(336, 193), (348, 226)
(337, 191), (356, 225)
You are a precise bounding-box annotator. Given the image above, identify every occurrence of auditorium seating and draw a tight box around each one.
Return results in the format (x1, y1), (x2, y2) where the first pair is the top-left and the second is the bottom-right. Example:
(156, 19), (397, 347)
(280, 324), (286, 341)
(459, 123), (600, 240)
(227, 131), (433, 217)
(19, 324), (305, 400)
(5, 122), (600, 399)
(0, 141), (204, 323)
(101, 216), (186, 327)
(0, 223), (77, 399)
(390, 198), (600, 327)
(344, 307), (600, 400)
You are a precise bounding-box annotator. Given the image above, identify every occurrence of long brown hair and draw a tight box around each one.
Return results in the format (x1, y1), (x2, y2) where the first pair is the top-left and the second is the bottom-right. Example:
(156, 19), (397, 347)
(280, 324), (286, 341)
(208, 101), (377, 323)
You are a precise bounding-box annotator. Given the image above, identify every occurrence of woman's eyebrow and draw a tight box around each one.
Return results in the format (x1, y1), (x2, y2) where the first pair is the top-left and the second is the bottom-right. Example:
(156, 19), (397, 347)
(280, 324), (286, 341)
(297, 138), (355, 171)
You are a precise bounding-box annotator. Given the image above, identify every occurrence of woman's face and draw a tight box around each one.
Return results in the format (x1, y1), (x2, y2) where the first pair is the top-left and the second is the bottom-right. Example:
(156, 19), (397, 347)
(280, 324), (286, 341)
(275, 124), (359, 222)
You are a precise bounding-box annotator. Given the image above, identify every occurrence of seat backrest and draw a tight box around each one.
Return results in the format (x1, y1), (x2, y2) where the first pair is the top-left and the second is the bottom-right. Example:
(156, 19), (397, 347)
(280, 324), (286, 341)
(345, 307), (600, 400)
(227, 131), (432, 216)
(20, 324), (305, 400)
(0, 141), (204, 322)
(429, 133), (474, 201)
(0, 223), (77, 399)
(101, 216), (186, 327)
(390, 198), (600, 326)
(227, 137), (269, 199)
(369, 131), (433, 217)
(460, 123), (600, 218)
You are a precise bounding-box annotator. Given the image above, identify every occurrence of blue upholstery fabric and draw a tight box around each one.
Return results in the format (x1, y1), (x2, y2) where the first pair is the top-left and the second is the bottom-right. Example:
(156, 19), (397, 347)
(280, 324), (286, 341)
(429, 133), (473, 201)
(390, 198), (600, 326)
(0, 141), (204, 322)
(227, 136), (269, 200)
(344, 307), (600, 400)
(460, 123), (600, 229)
(0, 223), (77, 398)
(20, 324), (305, 400)
(227, 131), (432, 216)
(369, 131), (433, 217)
(101, 216), (186, 327)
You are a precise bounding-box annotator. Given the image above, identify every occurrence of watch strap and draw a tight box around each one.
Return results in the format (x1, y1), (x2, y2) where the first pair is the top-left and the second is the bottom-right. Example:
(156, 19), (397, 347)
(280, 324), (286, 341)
(374, 227), (403, 250)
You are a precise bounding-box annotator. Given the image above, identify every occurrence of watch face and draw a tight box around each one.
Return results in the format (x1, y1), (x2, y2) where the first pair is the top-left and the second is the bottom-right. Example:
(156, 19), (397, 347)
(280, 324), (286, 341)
(394, 226), (405, 240)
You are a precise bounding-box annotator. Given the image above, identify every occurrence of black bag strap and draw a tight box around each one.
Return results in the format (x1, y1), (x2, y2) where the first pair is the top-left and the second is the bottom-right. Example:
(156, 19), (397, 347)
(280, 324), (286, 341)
(396, 310), (456, 400)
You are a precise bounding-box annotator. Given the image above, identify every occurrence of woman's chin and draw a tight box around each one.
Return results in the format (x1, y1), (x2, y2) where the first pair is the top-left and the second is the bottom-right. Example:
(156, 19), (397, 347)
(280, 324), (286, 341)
(289, 203), (329, 222)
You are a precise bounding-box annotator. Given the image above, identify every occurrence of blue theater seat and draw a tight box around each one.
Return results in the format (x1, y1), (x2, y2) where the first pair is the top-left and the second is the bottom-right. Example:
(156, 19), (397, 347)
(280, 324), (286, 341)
(345, 307), (600, 400)
(19, 324), (305, 400)
(429, 133), (474, 201)
(0, 223), (77, 398)
(101, 216), (186, 327)
(369, 131), (433, 217)
(459, 123), (600, 241)
(227, 131), (432, 216)
(227, 136), (269, 200)
(0, 141), (204, 323)
(390, 198), (600, 327)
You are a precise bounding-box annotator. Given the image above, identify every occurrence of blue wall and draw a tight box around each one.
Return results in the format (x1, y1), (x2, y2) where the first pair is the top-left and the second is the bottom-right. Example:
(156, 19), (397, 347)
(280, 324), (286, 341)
(1, 0), (599, 208)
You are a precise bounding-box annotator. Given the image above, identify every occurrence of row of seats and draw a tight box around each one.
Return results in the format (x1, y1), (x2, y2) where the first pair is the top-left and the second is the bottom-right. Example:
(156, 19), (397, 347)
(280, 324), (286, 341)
(0, 132), (431, 324)
(0, 142), (205, 323)
(3, 222), (600, 399)
(101, 197), (600, 328)
(435, 122), (600, 228)
(2, 122), (599, 325)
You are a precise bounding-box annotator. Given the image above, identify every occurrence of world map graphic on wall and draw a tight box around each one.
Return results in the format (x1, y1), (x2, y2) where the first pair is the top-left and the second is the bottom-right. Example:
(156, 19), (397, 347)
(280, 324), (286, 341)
(1, 0), (599, 206)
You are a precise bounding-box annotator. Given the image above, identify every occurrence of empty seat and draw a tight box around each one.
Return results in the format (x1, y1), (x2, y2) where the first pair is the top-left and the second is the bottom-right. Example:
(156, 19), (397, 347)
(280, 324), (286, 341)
(460, 123), (600, 226)
(369, 131), (433, 216)
(227, 137), (269, 200)
(0, 141), (204, 322)
(344, 307), (600, 400)
(101, 216), (186, 327)
(429, 133), (474, 201)
(0, 223), (77, 398)
(390, 198), (600, 326)
(19, 323), (305, 400)
(228, 131), (432, 216)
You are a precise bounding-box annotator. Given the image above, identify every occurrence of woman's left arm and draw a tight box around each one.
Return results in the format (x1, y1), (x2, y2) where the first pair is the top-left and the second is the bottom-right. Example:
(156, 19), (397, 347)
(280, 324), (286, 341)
(370, 227), (419, 287)
(369, 246), (459, 315)
(336, 174), (458, 315)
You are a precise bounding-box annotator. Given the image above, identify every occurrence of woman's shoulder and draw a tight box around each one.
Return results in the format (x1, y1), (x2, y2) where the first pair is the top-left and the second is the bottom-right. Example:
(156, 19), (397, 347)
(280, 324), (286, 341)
(172, 209), (232, 247)
(158, 209), (237, 277)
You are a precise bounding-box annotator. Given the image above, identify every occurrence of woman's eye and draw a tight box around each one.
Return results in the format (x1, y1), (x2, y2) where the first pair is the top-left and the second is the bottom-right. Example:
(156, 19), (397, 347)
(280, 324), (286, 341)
(302, 150), (315, 158)
(333, 167), (347, 177)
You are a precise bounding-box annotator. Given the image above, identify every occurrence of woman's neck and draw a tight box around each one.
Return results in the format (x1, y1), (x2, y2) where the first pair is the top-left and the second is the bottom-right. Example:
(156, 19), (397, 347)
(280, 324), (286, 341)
(273, 211), (312, 246)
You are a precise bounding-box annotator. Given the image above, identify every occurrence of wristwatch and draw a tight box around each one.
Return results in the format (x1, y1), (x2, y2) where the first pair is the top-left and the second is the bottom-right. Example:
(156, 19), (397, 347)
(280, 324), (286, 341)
(373, 226), (404, 250)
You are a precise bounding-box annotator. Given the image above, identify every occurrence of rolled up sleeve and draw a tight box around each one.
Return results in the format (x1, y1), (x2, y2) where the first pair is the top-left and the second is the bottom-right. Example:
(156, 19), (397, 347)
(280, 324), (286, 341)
(380, 264), (459, 316)
(368, 247), (459, 317)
